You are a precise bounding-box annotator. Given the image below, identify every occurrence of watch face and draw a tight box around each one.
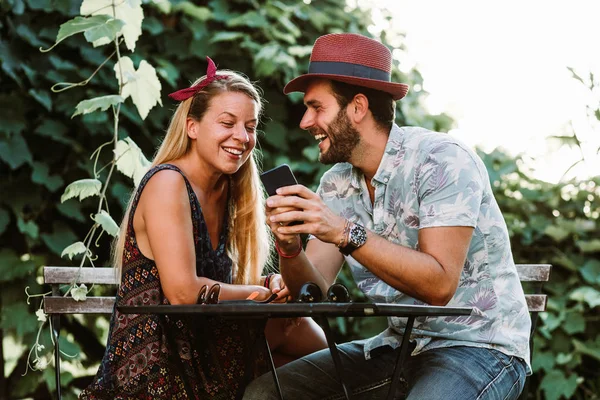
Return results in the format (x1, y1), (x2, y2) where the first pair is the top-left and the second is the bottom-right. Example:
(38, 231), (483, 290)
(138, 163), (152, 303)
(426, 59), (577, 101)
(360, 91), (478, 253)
(349, 224), (367, 246)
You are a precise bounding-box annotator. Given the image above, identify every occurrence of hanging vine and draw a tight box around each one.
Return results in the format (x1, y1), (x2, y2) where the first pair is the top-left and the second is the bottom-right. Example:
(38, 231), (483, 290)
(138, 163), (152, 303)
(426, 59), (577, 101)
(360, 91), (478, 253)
(24, 0), (161, 372)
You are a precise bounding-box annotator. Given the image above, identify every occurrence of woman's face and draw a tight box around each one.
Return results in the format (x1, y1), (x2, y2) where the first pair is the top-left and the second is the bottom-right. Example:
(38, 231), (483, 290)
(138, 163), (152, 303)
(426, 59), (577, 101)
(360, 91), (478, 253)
(187, 91), (259, 175)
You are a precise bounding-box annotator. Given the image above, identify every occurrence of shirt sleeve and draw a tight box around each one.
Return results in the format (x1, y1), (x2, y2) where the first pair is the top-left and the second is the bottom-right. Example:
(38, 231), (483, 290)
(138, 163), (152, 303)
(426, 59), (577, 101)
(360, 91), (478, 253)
(416, 143), (484, 229)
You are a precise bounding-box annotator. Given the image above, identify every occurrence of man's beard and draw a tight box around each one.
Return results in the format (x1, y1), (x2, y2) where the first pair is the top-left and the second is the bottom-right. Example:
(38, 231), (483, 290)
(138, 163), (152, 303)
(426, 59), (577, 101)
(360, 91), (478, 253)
(313, 108), (360, 165)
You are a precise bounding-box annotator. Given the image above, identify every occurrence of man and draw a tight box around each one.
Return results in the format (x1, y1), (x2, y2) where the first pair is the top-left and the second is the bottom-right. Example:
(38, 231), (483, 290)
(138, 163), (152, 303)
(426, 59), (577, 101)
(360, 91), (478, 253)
(245, 33), (530, 400)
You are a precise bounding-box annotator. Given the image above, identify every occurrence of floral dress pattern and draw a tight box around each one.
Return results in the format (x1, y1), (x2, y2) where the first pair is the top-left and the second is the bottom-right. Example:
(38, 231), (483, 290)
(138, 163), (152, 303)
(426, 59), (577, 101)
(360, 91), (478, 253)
(312, 124), (532, 373)
(80, 164), (267, 400)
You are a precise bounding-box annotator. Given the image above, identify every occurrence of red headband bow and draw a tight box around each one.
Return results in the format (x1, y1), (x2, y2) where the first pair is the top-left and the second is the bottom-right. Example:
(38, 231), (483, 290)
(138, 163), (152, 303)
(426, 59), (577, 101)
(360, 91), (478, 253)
(168, 56), (229, 101)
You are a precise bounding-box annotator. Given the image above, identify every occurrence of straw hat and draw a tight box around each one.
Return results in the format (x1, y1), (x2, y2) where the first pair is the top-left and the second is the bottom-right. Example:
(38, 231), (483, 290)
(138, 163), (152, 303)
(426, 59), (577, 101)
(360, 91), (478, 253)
(284, 33), (409, 100)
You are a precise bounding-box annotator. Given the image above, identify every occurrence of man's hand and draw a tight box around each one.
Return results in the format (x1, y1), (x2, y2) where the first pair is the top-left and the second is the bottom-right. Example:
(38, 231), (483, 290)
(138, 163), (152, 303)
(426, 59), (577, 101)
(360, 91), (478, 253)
(265, 189), (303, 255)
(266, 184), (346, 246)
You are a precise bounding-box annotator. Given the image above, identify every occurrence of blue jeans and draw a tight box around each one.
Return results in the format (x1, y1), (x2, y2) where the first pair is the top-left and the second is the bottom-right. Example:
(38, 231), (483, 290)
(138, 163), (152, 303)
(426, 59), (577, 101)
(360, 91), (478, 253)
(243, 341), (527, 400)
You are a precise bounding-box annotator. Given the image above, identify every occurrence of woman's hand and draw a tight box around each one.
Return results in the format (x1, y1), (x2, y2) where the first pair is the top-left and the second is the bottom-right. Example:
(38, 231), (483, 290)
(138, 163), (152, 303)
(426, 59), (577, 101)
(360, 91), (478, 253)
(267, 274), (291, 302)
(246, 285), (273, 302)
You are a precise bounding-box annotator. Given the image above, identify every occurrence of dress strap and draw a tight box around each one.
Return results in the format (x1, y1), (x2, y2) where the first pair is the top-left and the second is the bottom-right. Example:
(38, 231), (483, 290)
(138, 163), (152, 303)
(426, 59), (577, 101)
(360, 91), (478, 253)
(127, 164), (200, 232)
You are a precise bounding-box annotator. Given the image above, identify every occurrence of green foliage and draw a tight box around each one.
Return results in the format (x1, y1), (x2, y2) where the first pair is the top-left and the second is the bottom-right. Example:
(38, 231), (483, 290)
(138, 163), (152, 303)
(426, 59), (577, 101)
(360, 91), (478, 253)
(72, 94), (124, 118)
(1, 0), (597, 399)
(477, 148), (600, 399)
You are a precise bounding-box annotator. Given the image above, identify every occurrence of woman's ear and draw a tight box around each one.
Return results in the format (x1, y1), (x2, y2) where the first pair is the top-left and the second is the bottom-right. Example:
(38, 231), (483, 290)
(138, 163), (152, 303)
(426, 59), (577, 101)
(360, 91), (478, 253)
(350, 94), (369, 124)
(186, 117), (198, 139)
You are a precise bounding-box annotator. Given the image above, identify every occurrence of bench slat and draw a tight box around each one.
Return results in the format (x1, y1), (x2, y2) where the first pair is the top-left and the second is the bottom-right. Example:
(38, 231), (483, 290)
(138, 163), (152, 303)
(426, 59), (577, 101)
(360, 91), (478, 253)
(515, 264), (552, 282)
(525, 294), (547, 312)
(44, 266), (119, 285)
(43, 295), (547, 314)
(44, 265), (551, 284)
(42, 266), (550, 314)
(44, 296), (115, 314)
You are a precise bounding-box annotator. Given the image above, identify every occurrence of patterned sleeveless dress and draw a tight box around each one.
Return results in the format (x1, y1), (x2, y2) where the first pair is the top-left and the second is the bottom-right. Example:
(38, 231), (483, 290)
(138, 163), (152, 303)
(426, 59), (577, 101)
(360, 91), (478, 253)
(80, 164), (267, 400)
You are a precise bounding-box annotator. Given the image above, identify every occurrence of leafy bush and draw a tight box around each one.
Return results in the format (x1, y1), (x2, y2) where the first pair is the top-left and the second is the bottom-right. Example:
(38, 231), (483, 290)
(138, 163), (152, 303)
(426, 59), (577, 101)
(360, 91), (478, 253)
(0, 0), (597, 399)
(480, 147), (600, 399)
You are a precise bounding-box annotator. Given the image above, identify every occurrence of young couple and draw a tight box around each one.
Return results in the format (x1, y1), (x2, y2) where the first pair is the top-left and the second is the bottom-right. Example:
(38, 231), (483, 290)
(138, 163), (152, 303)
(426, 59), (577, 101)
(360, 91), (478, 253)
(81, 33), (530, 400)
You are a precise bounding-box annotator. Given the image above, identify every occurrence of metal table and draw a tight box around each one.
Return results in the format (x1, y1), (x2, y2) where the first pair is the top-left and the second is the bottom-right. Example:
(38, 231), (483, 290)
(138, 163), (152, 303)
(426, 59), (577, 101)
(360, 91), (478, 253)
(119, 302), (473, 400)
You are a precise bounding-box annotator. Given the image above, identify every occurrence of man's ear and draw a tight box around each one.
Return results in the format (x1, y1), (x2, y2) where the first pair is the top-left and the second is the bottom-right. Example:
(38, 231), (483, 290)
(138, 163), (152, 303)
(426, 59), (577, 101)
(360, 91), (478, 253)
(350, 93), (369, 124)
(186, 117), (198, 139)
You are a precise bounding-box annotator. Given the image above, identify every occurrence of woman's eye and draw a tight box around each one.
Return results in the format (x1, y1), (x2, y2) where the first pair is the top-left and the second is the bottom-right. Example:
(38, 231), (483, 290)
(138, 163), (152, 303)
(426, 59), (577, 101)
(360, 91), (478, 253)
(222, 122), (234, 127)
(246, 126), (256, 133)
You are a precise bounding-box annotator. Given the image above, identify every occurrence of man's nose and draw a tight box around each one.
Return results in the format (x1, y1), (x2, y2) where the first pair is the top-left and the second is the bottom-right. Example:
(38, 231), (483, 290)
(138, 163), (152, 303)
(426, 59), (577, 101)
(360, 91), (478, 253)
(299, 110), (313, 131)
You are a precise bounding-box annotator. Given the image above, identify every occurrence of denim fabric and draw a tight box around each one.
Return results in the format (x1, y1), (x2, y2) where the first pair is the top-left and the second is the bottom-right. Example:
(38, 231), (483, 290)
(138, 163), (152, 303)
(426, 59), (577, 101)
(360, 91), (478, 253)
(243, 340), (526, 400)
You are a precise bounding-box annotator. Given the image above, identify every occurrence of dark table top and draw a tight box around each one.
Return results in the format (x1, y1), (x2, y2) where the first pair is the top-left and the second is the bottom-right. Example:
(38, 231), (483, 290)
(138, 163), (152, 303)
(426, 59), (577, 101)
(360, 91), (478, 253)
(118, 302), (473, 318)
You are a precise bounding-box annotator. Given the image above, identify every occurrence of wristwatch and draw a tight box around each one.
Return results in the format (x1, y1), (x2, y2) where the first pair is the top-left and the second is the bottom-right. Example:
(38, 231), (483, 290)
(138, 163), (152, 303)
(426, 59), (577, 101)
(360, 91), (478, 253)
(339, 223), (367, 255)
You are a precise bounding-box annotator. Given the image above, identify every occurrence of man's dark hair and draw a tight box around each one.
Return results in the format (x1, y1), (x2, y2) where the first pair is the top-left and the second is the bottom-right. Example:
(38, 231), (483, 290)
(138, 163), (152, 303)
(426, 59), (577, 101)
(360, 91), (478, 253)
(329, 80), (395, 131)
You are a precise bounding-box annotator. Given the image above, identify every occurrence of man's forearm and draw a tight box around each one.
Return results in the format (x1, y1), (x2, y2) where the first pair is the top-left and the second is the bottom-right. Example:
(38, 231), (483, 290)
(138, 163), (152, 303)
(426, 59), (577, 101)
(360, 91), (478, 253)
(350, 230), (466, 306)
(280, 252), (331, 300)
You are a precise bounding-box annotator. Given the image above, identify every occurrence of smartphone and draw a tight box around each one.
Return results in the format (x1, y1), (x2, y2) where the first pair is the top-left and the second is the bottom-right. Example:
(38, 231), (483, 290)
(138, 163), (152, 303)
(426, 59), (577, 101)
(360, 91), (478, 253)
(260, 164), (302, 226)
(260, 164), (298, 197)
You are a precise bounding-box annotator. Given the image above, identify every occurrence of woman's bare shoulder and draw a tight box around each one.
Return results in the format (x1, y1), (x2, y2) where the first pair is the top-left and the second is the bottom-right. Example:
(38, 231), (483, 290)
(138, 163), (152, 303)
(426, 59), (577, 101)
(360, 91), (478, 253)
(139, 168), (189, 210)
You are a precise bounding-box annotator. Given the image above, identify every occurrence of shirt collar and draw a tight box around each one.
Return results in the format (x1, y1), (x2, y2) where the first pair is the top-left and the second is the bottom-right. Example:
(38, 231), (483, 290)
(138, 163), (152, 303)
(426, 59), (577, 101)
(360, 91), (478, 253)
(349, 124), (403, 189)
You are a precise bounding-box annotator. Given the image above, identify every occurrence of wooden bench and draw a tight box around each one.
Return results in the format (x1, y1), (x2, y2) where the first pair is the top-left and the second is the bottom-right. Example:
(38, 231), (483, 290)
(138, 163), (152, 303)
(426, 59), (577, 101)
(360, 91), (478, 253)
(43, 263), (551, 399)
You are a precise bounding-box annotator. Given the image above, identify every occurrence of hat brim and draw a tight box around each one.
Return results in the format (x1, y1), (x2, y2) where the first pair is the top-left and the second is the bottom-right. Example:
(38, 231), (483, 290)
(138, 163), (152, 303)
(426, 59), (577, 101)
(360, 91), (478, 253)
(284, 73), (409, 100)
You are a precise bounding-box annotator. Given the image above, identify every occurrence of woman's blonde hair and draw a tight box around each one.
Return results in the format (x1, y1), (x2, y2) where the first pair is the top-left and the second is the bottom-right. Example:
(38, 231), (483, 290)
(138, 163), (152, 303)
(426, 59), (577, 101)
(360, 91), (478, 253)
(112, 70), (272, 285)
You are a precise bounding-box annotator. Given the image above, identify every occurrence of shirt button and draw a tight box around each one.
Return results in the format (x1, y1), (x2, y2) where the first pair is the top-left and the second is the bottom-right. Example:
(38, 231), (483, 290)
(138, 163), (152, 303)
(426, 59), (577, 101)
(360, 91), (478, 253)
(384, 177), (389, 183)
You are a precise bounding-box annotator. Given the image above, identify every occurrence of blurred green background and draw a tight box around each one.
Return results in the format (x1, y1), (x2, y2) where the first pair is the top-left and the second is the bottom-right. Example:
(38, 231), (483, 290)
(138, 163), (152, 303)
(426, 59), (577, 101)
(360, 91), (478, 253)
(0, 0), (598, 399)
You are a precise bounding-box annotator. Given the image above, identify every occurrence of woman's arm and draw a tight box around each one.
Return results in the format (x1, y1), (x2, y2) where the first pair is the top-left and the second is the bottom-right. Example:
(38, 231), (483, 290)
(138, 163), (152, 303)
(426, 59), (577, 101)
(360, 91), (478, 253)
(136, 170), (270, 304)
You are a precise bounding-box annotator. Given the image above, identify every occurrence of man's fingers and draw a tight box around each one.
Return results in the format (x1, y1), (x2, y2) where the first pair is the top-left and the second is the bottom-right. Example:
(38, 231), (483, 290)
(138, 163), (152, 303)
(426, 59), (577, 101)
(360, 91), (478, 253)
(270, 210), (306, 225)
(267, 197), (313, 212)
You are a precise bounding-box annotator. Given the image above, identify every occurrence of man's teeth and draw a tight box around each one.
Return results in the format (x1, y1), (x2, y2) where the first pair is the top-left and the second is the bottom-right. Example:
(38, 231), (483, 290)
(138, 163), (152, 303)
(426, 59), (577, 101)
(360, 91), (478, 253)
(223, 147), (243, 155)
(315, 134), (327, 142)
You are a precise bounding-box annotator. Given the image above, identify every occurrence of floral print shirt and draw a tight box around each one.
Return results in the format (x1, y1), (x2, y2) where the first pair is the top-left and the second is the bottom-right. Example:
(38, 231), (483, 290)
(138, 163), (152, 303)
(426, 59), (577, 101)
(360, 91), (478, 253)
(314, 124), (531, 372)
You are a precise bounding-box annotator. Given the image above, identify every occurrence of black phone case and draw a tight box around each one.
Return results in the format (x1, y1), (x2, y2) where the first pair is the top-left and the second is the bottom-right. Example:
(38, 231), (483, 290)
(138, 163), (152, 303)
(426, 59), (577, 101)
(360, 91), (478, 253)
(260, 164), (298, 196)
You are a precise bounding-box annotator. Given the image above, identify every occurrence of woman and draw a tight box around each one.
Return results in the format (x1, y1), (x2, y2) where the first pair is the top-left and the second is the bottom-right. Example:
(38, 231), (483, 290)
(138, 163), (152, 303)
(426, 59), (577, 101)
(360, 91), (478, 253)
(80, 57), (326, 400)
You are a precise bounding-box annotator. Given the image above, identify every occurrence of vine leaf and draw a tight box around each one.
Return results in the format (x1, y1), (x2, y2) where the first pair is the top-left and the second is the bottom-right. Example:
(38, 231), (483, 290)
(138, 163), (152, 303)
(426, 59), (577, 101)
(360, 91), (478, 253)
(40, 15), (115, 52)
(93, 210), (119, 237)
(569, 287), (600, 308)
(71, 284), (88, 302)
(114, 137), (151, 186)
(72, 95), (124, 118)
(61, 178), (102, 203)
(576, 239), (600, 253)
(35, 309), (47, 323)
(84, 18), (126, 47)
(0, 134), (33, 169)
(0, 249), (37, 283)
(172, 3), (212, 21)
(81, 0), (143, 51)
(539, 369), (580, 400)
(61, 241), (87, 260)
(572, 339), (600, 362)
(210, 32), (244, 43)
(114, 57), (162, 120)
(17, 218), (39, 240)
(31, 161), (64, 192)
